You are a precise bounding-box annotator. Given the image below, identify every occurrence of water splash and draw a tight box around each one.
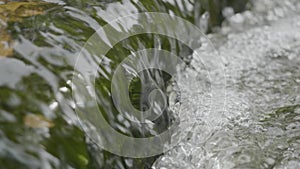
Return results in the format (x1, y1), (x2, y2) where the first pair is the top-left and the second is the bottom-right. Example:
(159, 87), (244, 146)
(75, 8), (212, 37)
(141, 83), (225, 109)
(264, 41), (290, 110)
(154, 0), (300, 168)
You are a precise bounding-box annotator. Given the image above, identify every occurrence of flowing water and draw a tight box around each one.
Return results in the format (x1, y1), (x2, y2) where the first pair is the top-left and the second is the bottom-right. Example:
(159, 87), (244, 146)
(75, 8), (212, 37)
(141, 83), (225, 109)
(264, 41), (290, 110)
(154, 0), (300, 168)
(0, 0), (299, 169)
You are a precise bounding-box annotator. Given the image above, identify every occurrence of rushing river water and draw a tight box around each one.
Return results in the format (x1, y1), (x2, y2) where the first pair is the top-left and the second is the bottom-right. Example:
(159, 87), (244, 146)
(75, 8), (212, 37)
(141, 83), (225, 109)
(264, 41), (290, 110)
(154, 0), (300, 168)
(0, 0), (299, 169)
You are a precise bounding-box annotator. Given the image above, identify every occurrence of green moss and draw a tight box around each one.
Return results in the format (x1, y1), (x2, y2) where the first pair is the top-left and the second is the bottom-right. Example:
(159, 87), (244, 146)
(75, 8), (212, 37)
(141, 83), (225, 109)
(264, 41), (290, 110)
(0, 0), (250, 168)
